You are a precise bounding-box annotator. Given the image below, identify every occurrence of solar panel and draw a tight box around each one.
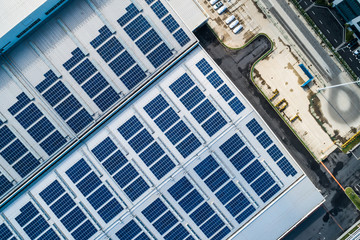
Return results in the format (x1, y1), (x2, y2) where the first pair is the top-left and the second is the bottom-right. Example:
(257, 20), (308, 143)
(201, 112), (227, 137)
(66, 108), (93, 133)
(168, 177), (193, 201)
(87, 185), (112, 210)
(165, 120), (190, 145)
(144, 95), (169, 119)
(76, 172), (102, 196)
(118, 116), (143, 140)
(169, 73), (194, 97)
(39, 180), (65, 205)
(150, 155), (175, 179)
(154, 108), (179, 131)
(230, 147), (255, 171)
(63, 48), (86, 71)
(115, 220), (142, 240)
(173, 29), (191, 47)
(151, 1), (169, 19)
(15, 103), (43, 129)
(123, 177), (149, 201)
(13, 153), (40, 177)
(50, 194), (76, 218)
(191, 99), (216, 123)
(147, 43), (173, 68)
(71, 220), (97, 240)
(217, 85), (234, 102)
(206, 71), (224, 88)
(23, 215), (49, 240)
(1, 139), (28, 164)
(54, 95), (82, 120)
(178, 189), (204, 213)
(235, 205), (256, 224)
(102, 151), (128, 174)
(27, 117), (55, 142)
(117, 3), (140, 27)
(61, 207), (86, 231)
(176, 133), (201, 158)
(0, 224), (13, 240)
(123, 15), (151, 41)
(250, 172), (275, 195)
(153, 211), (177, 234)
(120, 65), (147, 90)
(219, 134), (245, 158)
(200, 215), (225, 238)
(211, 227), (231, 240)
(139, 142), (165, 166)
(93, 86), (120, 112)
(194, 155), (219, 179)
(164, 224), (189, 240)
(189, 202), (214, 226)
(267, 145), (283, 162)
(256, 131), (273, 149)
(136, 29), (162, 54)
(113, 164), (139, 187)
(145, 0), (155, 4)
(70, 59), (97, 84)
(204, 168), (230, 192)
(196, 58), (213, 76)
(128, 129), (154, 153)
(109, 51), (135, 76)
(82, 73), (109, 98)
(92, 137), (117, 162)
(180, 86), (205, 110)
(38, 228), (60, 240)
(36, 71), (58, 93)
(261, 184), (281, 202)
(162, 14), (179, 33)
(241, 160), (266, 183)
(0, 175), (13, 196)
(98, 198), (123, 223)
(39, 131), (67, 155)
(142, 198), (167, 222)
(90, 26), (112, 48)
(225, 193), (250, 216)
(8, 92), (31, 115)
(97, 37), (124, 62)
(228, 97), (245, 114)
(0, 126), (16, 149)
(15, 202), (39, 227)
(66, 158), (91, 183)
(215, 181), (241, 205)
(246, 118), (263, 136)
(277, 157), (297, 176)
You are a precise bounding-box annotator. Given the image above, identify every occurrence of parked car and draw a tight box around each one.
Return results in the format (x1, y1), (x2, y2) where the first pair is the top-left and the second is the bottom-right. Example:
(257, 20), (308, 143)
(229, 20), (239, 29)
(214, 1), (223, 10)
(225, 15), (235, 25)
(217, 5), (227, 14)
(233, 24), (243, 34)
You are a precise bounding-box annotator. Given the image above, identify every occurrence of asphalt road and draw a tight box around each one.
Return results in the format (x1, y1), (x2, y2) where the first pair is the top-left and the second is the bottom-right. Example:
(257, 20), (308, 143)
(194, 24), (360, 240)
(338, 47), (360, 76)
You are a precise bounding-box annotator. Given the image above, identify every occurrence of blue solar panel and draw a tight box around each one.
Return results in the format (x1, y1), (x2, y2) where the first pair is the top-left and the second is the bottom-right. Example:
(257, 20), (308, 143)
(0, 126), (15, 149)
(246, 118), (263, 136)
(256, 132), (273, 149)
(98, 198), (123, 223)
(235, 205), (256, 224)
(136, 29), (162, 54)
(39, 131), (67, 155)
(180, 86), (205, 110)
(109, 51), (135, 76)
(150, 155), (175, 179)
(153, 211), (177, 235)
(241, 160), (265, 183)
(155, 108), (179, 132)
(82, 73), (109, 98)
(164, 224), (189, 240)
(124, 177), (149, 201)
(23, 215), (49, 240)
(204, 168), (229, 192)
(0, 224), (13, 240)
(173, 28), (191, 47)
(113, 164), (139, 187)
(15, 202), (39, 227)
(194, 155), (219, 179)
(168, 177), (193, 201)
(50, 194), (76, 218)
(142, 198), (167, 222)
(261, 184), (281, 202)
(117, 3), (140, 27)
(13, 153), (40, 177)
(229, 97), (245, 114)
(15, 103), (43, 129)
(8, 93), (31, 115)
(219, 134), (245, 158)
(54, 95), (82, 120)
(87, 185), (112, 210)
(70, 59), (97, 84)
(189, 202), (214, 226)
(38, 228), (60, 240)
(200, 215), (224, 238)
(202, 112), (227, 137)
(267, 145), (283, 162)
(90, 26), (112, 48)
(71, 220), (97, 240)
(61, 207), (86, 231)
(218, 85), (234, 102)
(115, 220), (142, 240)
(27, 117), (55, 142)
(1, 139), (27, 164)
(139, 142), (165, 166)
(165, 120), (190, 145)
(92, 137), (117, 162)
(76, 172), (102, 196)
(277, 157), (297, 176)
(169, 73), (194, 97)
(66, 158), (91, 183)
(93, 86), (120, 111)
(39, 180), (65, 205)
(225, 193), (250, 216)
(120, 64), (147, 90)
(162, 14), (179, 33)
(179, 189), (203, 213)
(230, 147), (255, 171)
(215, 181), (241, 205)
(67, 108), (93, 133)
(206, 71), (224, 88)
(102, 151), (128, 174)
(147, 43), (173, 68)
(135, 232), (150, 240)
(63, 48), (86, 71)
(146, 0), (155, 4)
(118, 116), (143, 140)
(36, 71), (58, 93)
(151, 1), (169, 19)
(211, 227), (231, 240)
(176, 134), (201, 158)
(97, 37), (124, 62)
(251, 172), (275, 195)
(128, 129), (154, 153)
(191, 99), (216, 123)
(144, 95), (169, 119)
(124, 15), (151, 41)
(0, 175), (12, 196)
(196, 58), (213, 75)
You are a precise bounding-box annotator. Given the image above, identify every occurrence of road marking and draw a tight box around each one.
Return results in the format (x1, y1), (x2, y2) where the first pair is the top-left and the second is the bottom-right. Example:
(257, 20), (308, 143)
(357, 67), (360, 71)
(319, 20), (323, 24)
(311, 11), (315, 15)
(349, 58), (353, 62)
(326, 29), (330, 34)
(320, 161), (345, 192)
(334, 39), (337, 43)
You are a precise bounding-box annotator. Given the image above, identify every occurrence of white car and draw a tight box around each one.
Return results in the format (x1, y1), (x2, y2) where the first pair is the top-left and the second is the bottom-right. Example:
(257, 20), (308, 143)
(217, 5), (227, 14)
(233, 24), (243, 34)
(229, 20), (239, 29)
(210, 0), (219, 5)
(225, 15), (235, 25)
(214, 1), (223, 10)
